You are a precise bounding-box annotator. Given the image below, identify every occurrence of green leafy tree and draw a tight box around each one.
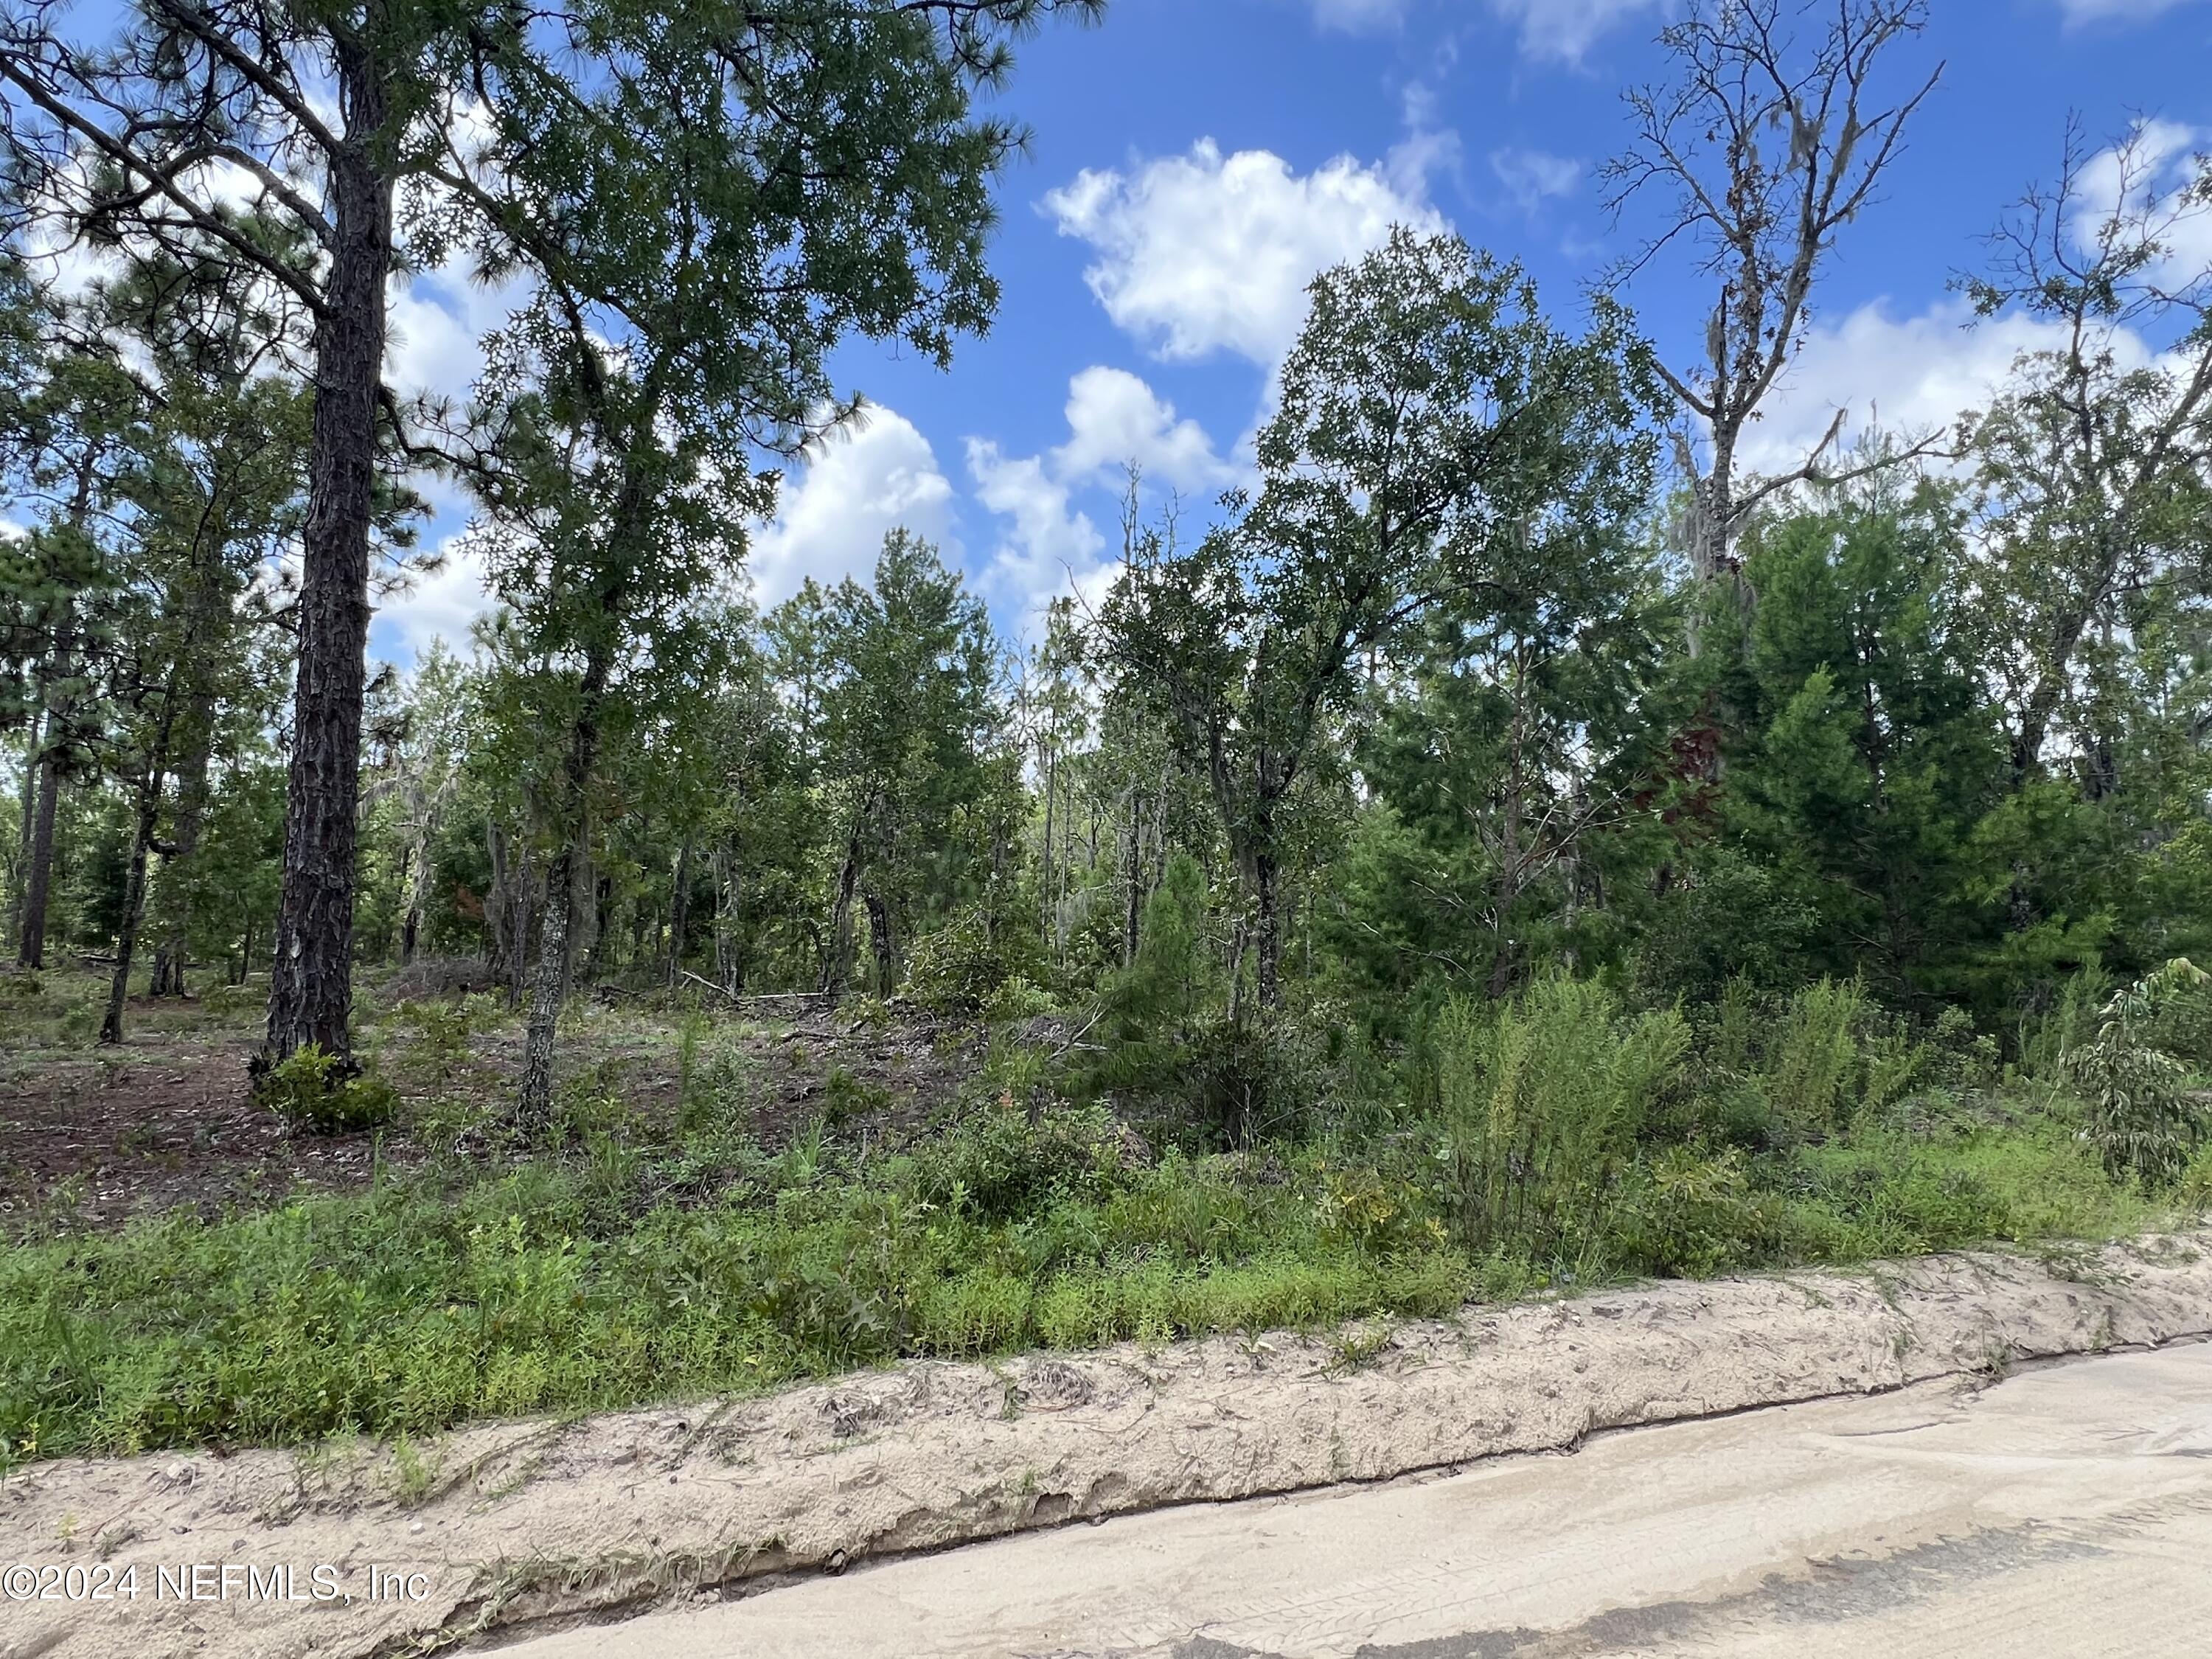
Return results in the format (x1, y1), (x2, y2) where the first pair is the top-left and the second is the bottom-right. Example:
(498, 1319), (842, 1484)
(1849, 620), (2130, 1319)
(1723, 473), (2009, 1001)
(1102, 230), (1661, 1007)
(0, 0), (1101, 1074)
(1961, 121), (2212, 788)
(440, 0), (1099, 1127)
(811, 532), (1010, 1002)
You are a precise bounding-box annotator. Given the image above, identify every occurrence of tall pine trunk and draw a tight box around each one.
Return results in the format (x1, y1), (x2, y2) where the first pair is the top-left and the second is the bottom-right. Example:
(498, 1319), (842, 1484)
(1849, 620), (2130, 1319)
(667, 839), (692, 987)
(397, 801), (437, 967)
(1122, 788), (1143, 967)
(1040, 748), (1056, 960)
(863, 886), (895, 998)
(484, 820), (512, 985)
(821, 835), (861, 1003)
(1253, 850), (1281, 1010)
(261, 30), (394, 1071)
(150, 739), (210, 996)
(17, 716), (59, 970)
(101, 762), (165, 1046)
(17, 630), (75, 970)
(10, 707), (38, 956)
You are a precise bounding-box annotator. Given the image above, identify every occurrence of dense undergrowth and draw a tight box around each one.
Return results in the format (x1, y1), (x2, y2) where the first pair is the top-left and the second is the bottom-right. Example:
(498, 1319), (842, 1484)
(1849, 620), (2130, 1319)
(4, 960), (2207, 1467)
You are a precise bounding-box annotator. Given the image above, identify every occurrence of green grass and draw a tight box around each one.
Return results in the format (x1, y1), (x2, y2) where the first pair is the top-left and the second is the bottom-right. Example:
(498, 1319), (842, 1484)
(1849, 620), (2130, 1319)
(0, 1087), (2170, 1466)
(0, 1119), (1473, 1461)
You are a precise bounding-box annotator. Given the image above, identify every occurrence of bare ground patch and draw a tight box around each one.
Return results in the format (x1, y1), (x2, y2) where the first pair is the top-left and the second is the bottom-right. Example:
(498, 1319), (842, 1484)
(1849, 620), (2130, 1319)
(0, 971), (984, 1237)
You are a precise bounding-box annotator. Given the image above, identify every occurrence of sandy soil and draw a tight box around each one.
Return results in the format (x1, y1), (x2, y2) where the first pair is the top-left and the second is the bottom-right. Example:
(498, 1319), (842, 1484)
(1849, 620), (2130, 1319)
(1, 1234), (2208, 1659)
(502, 1343), (2212, 1659)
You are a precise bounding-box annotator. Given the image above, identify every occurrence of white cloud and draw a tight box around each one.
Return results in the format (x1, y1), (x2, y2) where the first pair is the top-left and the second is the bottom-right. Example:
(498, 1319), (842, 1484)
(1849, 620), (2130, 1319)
(1306, 0), (1409, 30)
(1044, 139), (1447, 368)
(1489, 0), (1662, 63)
(2056, 0), (2208, 21)
(967, 439), (1107, 623)
(1489, 147), (1582, 212)
(969, 366), (1243, 625)
(1731, 298), (2154, 479)
(386, 258), (531, 407)
(1050, 366), (1234, 492)
(374, 532), (493, 663)
(748, 406), (956, 606)
(2073, 119), (2212, 290)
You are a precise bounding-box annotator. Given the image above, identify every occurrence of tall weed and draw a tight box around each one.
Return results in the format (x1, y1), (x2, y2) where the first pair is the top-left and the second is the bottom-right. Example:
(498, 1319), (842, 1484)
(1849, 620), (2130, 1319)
(1436, 978), (1691, 1259)
(1764, 978), (1864, 1135)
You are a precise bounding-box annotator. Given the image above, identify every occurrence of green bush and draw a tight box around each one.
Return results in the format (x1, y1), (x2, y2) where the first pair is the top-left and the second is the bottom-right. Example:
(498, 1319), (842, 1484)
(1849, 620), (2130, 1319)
(387, 992), (504, 1091)
(253, 1045), (398, 1133)
(2065, 960), (2211, 1187)
(1436, 978), (1691, 1259)
(1764, 978), (1865, 1135)
(820, 1064), (891, 1127)
(1186, 1008), (1345, 1146)
(903, 905), (1044, 1019)
(0, 968), (2166, 1468)
(908, 1100), (1138, 1222)
(1610, 1148), (1787, 1278)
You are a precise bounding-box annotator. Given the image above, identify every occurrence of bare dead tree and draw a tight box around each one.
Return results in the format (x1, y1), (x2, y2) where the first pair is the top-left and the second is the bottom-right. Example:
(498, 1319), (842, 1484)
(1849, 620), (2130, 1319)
(1602, 0), (1945, 599)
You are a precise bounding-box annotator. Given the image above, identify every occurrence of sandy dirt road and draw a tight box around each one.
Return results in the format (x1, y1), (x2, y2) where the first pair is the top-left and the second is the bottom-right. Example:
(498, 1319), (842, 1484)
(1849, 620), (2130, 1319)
(506, 1343), (2212, 1659)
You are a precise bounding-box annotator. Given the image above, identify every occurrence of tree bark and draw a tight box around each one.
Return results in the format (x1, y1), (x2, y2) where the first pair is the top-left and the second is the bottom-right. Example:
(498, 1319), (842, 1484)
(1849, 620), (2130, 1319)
(101, 764), (165, 1046)
(397, 796), (439, 967)
(583, 869), (614, 985)
(1123, 788), (1143, 967)
(2010, 613), (2093, 787)
(1253, 850), (1281, 1010)
(10, 707), (38, 956)
(261, 26), (394, 1071)
(484, 819), (512, 984)
(150, 738), (210, 996)
(1226, 914), (1248, 1026)
(667, 838), (692, 987)
(711, 844), (740, 993)
(820, 831), (861, 1003)
(863, 886), (895, 998)
(509, 840), (535, 1008)
(515, 845), (575, 1133)
(516, 650), (609, 1135)
(1040, 748), (1056, 960)
(1490, 652), (1529, 1001)
(17, 712), (60, 969)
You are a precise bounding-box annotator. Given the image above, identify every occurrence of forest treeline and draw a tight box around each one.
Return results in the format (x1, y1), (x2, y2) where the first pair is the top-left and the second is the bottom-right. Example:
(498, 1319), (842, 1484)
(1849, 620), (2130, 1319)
(1, 0), (2209, 1132)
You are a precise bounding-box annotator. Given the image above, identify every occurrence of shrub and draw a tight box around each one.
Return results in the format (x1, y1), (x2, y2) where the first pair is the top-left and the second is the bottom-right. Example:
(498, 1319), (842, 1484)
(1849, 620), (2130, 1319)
(1314, 1163), (1444, 1255)
(1764, 978), (1865, 1135)
(2177, 1141), (2212, 1213)
(253, 1045), (398, 1133)
(1610, 1148), (1786, 1278)
(908, 1100), (1138, 1222)
(1436, 978), (1691, 1259)
(1187, 1008), (1344, 1146)
(2019, 967), (2112, 1077)
(1090, 854), (1222, 1101)
(904, 905), (1043, 1019)
(388, 992), (504, 1096)
(2066, 959), (2211, 1187)
(821, 1064), (891, 1127)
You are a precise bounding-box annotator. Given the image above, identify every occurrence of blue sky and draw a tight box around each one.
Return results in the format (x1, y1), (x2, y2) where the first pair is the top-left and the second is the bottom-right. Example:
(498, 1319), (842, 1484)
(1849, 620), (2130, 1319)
(372, 0), (2212, 664)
